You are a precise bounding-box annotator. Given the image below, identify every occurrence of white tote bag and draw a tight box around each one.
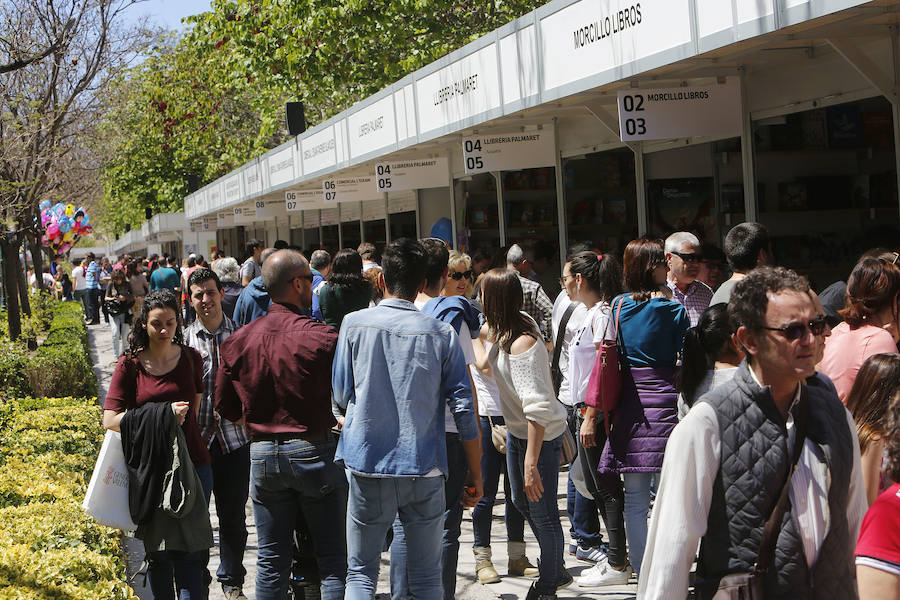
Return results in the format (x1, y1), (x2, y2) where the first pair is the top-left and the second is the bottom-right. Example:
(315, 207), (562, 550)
(82, 430), (137, 532)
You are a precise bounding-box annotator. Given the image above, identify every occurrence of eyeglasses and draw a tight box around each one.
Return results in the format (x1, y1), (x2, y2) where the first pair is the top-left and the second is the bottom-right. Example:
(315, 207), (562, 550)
(671, 251), (704, 264)
(761, 316), (828, 340)
(449, 270), (472, 281)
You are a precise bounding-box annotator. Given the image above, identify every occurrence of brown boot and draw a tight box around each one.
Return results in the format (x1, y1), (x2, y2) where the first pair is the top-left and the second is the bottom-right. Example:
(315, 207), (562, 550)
(474, 546), (501, 584)
(508, 541), (540, 577)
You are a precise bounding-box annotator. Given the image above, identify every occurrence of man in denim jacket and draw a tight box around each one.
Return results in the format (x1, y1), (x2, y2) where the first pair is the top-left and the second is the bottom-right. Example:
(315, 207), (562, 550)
(333, 238), (483, 600)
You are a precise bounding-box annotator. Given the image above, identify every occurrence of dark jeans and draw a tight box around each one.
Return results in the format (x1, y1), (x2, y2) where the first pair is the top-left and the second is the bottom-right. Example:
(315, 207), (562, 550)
(507, 433), (564, 595)
(565, 408), (603, 548)
(250, 437), (348, 600)
(390, 433), (467, 600)
(147, 464), (213, 600)
(575, 410), (626, 567)
(86, 288), (102, 323)
(472, 416), (526, 547)
(209, 441), (250, 588)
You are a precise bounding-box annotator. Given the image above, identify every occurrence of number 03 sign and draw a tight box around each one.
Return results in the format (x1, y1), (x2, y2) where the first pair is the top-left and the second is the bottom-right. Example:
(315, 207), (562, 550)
(616, 82), (742, 142)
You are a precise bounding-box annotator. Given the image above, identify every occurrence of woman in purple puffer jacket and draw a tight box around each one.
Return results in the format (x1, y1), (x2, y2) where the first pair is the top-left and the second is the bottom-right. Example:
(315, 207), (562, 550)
(597, 238), (690, 578)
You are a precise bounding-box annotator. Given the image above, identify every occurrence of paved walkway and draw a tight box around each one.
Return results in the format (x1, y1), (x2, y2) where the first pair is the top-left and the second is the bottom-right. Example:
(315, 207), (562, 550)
(88, 325), (637, 600)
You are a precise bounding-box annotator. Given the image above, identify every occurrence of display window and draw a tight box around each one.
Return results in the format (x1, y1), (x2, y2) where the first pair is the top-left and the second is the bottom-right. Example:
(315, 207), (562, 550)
(564, 149), (638, 256)
(754, 97), (898, 289)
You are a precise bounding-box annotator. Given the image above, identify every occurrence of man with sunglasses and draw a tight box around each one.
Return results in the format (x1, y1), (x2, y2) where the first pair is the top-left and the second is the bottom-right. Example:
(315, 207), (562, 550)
(216, 250), (348, 600)
(640, 266), (867, 600)
(665, 231), (714, 326)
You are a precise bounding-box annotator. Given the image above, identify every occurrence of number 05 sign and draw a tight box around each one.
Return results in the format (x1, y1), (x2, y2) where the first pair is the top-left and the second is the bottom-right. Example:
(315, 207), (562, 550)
(462, 127), (556, 175)
(616, 82), (742, 142)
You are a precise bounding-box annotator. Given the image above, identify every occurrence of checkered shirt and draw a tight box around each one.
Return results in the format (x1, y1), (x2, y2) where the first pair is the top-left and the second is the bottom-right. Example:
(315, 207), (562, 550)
(518, 273), (554, 343)
(184, 316), (249, 453)
(667, 278), (714, 327)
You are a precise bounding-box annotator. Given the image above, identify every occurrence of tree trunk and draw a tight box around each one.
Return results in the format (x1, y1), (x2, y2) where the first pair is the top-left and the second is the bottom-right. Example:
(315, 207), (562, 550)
(28, 232), (44, 295)
(1, 236), (22, 340)
(13, 237), (31, 318)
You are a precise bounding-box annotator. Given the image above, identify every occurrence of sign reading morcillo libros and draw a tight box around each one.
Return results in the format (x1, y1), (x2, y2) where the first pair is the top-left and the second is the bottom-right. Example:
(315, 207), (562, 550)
(616, 82), (742, 141)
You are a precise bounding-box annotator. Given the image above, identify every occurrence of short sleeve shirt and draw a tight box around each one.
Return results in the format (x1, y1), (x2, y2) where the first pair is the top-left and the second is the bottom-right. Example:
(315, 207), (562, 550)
(240, 258), (260, 281)
(856, 483), (900, 576)
(150, 267), (181, 292)
(819, 322), (898, 402)
(105, 348), (211, 466)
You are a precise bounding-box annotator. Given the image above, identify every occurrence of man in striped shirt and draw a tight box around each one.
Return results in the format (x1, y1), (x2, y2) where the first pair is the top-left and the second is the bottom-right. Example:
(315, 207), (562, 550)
(184, 267), (250, 600)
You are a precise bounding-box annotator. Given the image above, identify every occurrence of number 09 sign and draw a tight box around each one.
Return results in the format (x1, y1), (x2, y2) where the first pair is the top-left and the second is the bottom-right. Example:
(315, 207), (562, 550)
(616, 82), (742, 142)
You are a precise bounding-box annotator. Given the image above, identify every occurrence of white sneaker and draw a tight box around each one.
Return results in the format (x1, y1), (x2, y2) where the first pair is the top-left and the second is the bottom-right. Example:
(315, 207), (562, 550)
(576, 562), (633, 587)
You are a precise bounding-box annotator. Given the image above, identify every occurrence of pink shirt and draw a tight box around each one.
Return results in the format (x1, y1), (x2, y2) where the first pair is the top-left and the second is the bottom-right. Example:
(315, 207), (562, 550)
(819, 322), (897, 402)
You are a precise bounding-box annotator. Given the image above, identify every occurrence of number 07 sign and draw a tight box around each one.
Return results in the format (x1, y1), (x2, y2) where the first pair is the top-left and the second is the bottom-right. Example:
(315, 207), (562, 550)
(616, 82), (742, 142)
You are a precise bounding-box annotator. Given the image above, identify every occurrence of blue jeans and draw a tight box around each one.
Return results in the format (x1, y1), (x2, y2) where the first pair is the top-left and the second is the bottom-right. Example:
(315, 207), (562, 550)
(210, 441), (250, 588)
(507, 434), (565, 595)
(472, 416), (526, 547)
(390, 434), (466, 600)
(623, 472), (653, 575)
(147, 464), (213, 600)
(250, 437), (348, 600)
(346, 473), (445, 600)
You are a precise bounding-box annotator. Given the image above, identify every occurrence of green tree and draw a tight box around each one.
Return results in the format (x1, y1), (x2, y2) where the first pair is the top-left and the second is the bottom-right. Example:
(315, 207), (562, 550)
(99, 0), (544, 233)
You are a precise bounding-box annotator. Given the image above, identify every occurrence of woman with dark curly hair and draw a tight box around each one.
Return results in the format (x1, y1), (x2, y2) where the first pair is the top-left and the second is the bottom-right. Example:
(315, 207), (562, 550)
(856, 376), (900, 599)
(319, 248), (374, 330)
(846, 353), (900, 506)
(820, 256), (900, 402)
(102, 289), (212, 599)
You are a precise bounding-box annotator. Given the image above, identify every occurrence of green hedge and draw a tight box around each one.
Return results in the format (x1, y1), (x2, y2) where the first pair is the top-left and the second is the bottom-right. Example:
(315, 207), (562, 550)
(0, 340), (30, 400)
(23, 301), (97, 399)
(0, 397), (136, 599)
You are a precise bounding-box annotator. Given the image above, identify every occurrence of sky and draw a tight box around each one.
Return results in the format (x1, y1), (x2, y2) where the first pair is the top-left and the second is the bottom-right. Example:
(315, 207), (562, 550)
(129, 0), (212, 31)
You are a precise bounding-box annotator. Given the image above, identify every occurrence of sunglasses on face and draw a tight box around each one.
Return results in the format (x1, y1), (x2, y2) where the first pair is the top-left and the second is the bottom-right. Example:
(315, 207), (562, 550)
(449, 270), (472, 281)
(761, 315), (828, 341)
(672, 251), (704, 264)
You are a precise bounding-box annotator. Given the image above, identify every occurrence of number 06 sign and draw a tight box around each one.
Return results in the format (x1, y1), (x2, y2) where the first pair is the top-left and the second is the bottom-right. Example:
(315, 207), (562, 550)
(616, 82), (742, 142)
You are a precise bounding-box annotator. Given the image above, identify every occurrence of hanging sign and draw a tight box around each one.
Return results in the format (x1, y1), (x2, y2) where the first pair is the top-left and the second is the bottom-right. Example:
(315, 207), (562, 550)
(255, 198), (287, 219)
(217, 211), (235, 227)
(616, 82), (742, 141)
(322, 176), (381, 203)
(202, 216), (216, 231)
(374, 157), (448, 192)
(286, 189), (325, 212)
(461, 128), (556, 174)
(233, 206), (256, 224)
(189, 220), (202, 233)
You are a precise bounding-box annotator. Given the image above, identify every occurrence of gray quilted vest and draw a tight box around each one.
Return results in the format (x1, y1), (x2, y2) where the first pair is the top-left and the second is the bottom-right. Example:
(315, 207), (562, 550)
(697, 362), (857, 600)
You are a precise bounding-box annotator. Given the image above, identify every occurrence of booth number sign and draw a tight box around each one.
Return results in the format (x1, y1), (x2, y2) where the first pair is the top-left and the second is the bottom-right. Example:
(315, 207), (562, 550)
(616, 83), (742, 142)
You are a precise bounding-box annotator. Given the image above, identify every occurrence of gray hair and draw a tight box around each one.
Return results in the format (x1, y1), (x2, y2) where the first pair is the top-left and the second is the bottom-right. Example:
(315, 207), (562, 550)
(262, 250), (309, 300)
(665, 231), (701, 254)
(212, 257), (240, 283)
(310, 249), (331, 271)
(506, 244), (526, 266)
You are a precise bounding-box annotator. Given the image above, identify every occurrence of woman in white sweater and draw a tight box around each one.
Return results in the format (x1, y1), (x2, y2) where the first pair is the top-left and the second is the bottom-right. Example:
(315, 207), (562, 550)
(480, 268), (570, 600)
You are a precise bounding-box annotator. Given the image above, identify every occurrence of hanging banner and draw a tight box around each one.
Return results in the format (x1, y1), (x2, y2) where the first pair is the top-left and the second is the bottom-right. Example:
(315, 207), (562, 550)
(217, 212), (235, 227)
(255, 198), (287, 219)
(322, 176), (381, 203)
(286, 189), (325, 212)
(616, 82), (742, 141)
(374, 157), (448, 192)
(462, 128), (556, 174)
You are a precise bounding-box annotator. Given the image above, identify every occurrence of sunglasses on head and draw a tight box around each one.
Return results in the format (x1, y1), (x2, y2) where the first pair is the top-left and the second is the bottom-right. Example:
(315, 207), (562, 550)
(761, 315), (827, 340)
(672, 251), (704, 264)
(449, 270), (472, 281)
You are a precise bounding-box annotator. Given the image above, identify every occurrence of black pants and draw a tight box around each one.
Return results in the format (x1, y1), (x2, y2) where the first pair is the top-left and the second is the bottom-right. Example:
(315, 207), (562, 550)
(575, 408), (627, 567)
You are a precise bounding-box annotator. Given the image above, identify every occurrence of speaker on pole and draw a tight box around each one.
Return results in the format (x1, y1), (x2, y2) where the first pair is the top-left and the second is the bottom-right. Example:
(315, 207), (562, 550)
(286, 102), (306, 136)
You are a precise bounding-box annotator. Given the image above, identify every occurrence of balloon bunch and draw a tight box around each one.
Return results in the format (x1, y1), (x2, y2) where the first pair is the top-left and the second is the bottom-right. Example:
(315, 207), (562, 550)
(38, 201), (93, 255)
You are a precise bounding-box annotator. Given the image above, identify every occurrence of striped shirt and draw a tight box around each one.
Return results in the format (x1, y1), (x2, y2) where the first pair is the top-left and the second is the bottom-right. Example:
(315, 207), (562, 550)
(184, 315), (248, 453)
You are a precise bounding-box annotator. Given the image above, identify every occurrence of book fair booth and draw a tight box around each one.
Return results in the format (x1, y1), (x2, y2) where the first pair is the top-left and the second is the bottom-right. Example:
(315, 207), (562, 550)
(103, 0), (900, 292)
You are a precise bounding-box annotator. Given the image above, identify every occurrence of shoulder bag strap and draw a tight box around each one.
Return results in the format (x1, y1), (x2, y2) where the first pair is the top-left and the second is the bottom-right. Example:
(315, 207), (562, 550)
(753, 386), (810, 575)
(551, 302), (577, 396)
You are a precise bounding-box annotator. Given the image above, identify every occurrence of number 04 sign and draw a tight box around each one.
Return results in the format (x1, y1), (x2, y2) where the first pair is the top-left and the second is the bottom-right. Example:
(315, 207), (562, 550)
(616, 82), (742, 142)
(461, 127), (556, 175)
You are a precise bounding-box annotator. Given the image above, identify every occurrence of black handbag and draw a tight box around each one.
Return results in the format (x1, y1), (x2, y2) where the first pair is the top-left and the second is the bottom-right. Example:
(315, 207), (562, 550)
(695, 390), (809, 600)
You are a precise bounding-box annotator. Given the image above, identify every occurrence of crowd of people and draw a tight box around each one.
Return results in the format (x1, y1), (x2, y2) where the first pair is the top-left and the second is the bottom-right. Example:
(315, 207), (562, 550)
(94, 227), (900, 600)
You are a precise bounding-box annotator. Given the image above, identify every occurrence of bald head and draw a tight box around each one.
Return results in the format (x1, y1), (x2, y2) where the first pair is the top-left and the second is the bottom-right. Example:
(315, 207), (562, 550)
(263, 250), (311, 304)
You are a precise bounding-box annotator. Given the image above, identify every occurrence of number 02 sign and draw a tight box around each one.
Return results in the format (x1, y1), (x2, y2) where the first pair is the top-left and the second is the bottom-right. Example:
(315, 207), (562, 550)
(616, 82), (742, 142)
